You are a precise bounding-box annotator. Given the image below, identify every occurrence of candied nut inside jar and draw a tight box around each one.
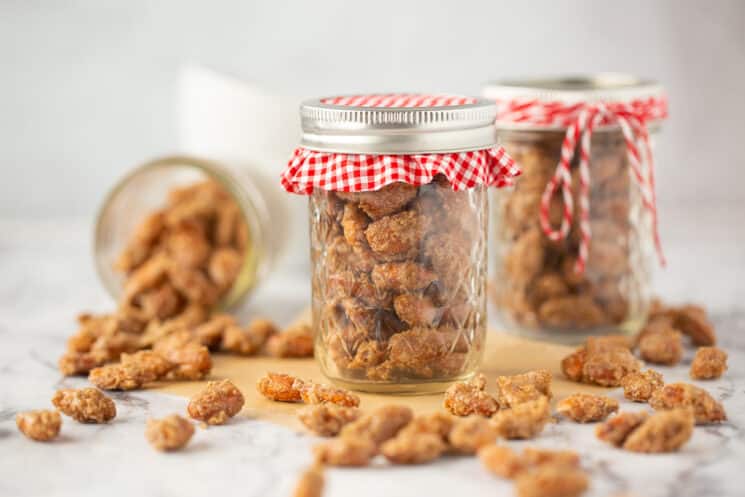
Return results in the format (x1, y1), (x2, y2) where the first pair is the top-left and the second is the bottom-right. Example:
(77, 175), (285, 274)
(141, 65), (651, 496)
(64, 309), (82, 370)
(281, 94), (519, 393)
(483, 75), (668, 343)
(95, 156), (287, 311)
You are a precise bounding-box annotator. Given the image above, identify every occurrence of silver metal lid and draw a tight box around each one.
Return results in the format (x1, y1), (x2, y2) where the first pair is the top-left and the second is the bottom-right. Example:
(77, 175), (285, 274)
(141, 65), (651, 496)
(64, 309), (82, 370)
(299, 94), (498, 154)
(482, 73), (664, 104)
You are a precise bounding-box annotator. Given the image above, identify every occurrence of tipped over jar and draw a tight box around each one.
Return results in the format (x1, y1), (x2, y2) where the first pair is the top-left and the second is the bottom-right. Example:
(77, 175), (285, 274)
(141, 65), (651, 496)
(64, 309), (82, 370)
(281, 94), (520, 393)
(483, 75), (668, 343)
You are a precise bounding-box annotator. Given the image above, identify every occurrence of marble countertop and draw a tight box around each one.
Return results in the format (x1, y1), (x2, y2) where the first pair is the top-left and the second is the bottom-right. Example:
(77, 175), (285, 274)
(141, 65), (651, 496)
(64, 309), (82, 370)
(1, 214), (744, 497)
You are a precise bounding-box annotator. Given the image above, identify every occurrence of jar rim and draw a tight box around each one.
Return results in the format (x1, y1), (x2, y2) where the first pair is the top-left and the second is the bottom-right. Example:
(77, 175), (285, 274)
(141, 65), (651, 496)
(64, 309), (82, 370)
(93, 155), (268, 310)
(299, 94), (498, 154)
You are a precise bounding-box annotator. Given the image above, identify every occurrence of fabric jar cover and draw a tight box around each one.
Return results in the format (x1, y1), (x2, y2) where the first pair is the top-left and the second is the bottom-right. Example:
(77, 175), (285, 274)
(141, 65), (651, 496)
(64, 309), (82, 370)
(280, 94), (521, 194)
(483, 75), (668, 273)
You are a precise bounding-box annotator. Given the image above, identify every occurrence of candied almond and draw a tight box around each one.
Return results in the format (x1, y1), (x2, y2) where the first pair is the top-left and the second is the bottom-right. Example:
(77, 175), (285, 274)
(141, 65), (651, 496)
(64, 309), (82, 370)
(381, 429), (446, 465)
(401, 412), (454, 441)
(298, 404), (361, 437)
(495, 369), (552, 408)
(595, 411), (648, 447)
(514, 465), (589, 497)
(620, 370), (664, 402)
(560, 347), (587, 382)
(443, 374), (498, 417)
(58, 351), (104, 376)
(266, 324), (314, 358)
(292, 465), (325, 497)
(89, 362), (154, 391)
(52, 388), (116, 423)
(364, 210), (424, 260)
(479, 445), (525, 478)
(672, 304), (716, 346)
(314, 436), (376, 467)
(622, 409), (694, 453)
(159, 343), (212, 381)
(556, 393), (618, 423)
(638, 328), (683, 366)
(649, 383), (726, 424)
(448, 416), (498, 454)
(371, 262), (437, 292)
(296, 380), (360, 407)
(490, 396), (550, 440)
(145, 414), (195, 451)
(581, 348), (640, 387)
(187, 379), (245, 425)
(337, 182), (417, 220)
(690, 346), (728, 380)
(120, 350), (174, 378)
(257, 372), (303, 402)
(16, 410), (61, 442)
(340, 405), (413, 446)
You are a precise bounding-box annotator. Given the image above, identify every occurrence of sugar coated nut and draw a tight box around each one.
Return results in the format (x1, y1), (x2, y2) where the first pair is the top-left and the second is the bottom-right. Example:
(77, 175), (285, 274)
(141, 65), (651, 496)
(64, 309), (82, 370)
(340, 405), (413, 446)
(595, 411), (649, 447)
(649, 383), (726, 424)
(380, 430), (446, 464)
(187, 379), (245, 425)
(257, 373), (303, 402)
(292, 465), (325, 497)
(556, 393), (618, 423)
(490, 397), (550, 439)
(514, 465), (589, 497)
(443, 374), (499, 417)
(145, 414), (195, 451)
(690, 346), (728, 380)
(296, 380), (360, 407)
(16, 410), (61, 442)
(52, 388), (116, 423)
(620, 370), (664, 402)
(297, 404), (361, 437)
(313, 436), (376, 467)
(622, 409), (694, 453)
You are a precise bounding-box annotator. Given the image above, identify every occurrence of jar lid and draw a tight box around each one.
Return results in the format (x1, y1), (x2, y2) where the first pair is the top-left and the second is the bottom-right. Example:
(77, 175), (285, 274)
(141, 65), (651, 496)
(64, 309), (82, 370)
(482, 73), (667, 131)
(299, 94), (498, 154)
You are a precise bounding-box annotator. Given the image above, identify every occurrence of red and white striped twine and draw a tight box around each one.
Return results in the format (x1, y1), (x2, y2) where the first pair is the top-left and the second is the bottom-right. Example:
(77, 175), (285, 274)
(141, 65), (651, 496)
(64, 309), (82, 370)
(321, 93), (476, 107)
(496, 96), (668, 273)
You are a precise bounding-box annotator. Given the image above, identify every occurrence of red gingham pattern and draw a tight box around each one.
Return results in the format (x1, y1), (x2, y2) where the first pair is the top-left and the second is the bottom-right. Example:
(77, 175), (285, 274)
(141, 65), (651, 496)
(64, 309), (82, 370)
(321, 93), (477, 107)
(280, 147), (520, 194)
(494, 95), (668, 273)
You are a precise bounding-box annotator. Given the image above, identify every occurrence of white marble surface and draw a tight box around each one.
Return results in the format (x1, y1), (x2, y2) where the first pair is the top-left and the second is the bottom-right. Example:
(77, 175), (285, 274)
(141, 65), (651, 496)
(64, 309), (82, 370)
(1, 214), (745, 497)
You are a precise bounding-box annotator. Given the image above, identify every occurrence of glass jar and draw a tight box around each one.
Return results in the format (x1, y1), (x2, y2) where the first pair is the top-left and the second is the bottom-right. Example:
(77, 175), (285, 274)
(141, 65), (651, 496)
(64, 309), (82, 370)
(483, 75), (667, 344)
(95, 155), (288, 310)
(281, 94), (520, 393)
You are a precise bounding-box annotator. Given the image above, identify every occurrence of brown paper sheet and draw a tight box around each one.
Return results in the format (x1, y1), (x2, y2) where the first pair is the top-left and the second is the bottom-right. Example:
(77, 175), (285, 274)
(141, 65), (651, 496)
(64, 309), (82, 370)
(154, 312), (608, 432)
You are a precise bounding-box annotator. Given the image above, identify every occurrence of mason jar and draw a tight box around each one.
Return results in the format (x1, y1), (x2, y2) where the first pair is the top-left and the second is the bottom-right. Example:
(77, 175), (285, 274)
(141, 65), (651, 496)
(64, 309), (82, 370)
(482, 75), (668, 344)
(280, 94), (520, 393)
(95, 155), (288, 310)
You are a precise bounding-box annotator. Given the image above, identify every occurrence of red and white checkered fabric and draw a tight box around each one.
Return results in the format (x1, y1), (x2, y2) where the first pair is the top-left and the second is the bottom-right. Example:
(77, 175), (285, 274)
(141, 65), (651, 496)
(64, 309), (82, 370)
(492, 93), (668, 273)
(281, 147), (520, 194)
(282, 94), (519, 194)
(321, 93), (476, 107)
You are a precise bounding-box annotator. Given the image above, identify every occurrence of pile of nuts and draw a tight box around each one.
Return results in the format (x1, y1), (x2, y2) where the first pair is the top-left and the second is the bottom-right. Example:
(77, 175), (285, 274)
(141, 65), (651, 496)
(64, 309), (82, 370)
(493, 131), (646, 333)
(57, 181), (313, 392)
(310, 176), (487, 384)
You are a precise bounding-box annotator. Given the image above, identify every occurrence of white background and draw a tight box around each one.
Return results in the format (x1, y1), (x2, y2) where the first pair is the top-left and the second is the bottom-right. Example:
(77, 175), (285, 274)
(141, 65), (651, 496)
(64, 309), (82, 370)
(1, 0), (744, 217)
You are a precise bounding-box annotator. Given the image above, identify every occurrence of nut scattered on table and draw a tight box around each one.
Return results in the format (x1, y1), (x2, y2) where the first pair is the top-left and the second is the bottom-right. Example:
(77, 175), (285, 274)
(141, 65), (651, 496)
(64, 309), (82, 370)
(52, 387), (116, 423)
(297, 404), (361, 437)
(187, 379), (245, 425)
(490, 396), (551, 439)
(145, 414), (195, 451)
(443, 374), (499, 417)
(690, 346), (728, 380)
(556, 393), (618, 423)
(596, 409), (694, 453)
(16, 410), (62, 442)
(620, 369), (664, 402)
(495, 369), (552, 408)
(292, 465), (324, 497)
(649, 382), (726, 424)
